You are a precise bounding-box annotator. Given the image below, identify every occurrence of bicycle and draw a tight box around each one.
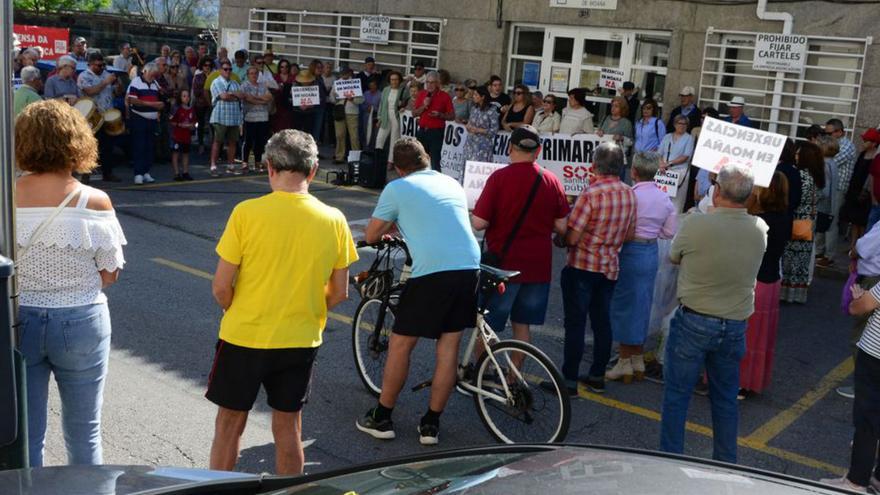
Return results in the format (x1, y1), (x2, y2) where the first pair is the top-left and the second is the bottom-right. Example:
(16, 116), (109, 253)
(351, 238), (571, 444)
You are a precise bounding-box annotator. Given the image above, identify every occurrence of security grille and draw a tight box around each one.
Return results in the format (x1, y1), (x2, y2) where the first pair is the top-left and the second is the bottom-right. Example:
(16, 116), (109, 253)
(699, 28), (870, 138)
(247, 9), (442, 72)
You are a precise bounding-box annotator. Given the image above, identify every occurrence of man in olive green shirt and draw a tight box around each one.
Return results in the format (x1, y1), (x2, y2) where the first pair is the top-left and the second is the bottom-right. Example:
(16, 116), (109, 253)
(660, 164), (767, 464)
(14, 66), (43, 117)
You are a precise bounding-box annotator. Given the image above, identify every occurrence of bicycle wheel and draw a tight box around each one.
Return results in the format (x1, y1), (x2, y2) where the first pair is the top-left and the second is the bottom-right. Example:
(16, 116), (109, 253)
(472, 340), (571, 443)
(351, 297), (396, 397)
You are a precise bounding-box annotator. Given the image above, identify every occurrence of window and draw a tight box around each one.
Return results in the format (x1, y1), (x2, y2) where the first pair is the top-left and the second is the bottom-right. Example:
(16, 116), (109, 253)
(507, 26), (545, 90)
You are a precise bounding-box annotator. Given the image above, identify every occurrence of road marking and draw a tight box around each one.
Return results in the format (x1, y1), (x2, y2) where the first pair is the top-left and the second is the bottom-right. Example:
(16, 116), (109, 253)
(152, 256), (846, 475)
(744, 356), (854, 445)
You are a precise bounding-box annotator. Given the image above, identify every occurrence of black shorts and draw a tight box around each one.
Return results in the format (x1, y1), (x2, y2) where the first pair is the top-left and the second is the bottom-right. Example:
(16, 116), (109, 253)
(205, 340), (318, 412)
(172, 141), (191, 153)
(393, 269), (479, 339)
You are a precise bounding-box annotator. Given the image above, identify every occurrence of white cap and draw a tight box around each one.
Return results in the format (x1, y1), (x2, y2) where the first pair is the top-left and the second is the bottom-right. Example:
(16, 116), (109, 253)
(729, 96), (746, 107)
(679, 86), (695, 96)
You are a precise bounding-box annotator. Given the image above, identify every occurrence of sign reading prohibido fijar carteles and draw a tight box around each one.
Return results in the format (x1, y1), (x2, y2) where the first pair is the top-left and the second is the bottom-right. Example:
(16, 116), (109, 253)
(752, 33), (808, 73)
(360, 15), (390, 44)
(691, 117), (786, 188)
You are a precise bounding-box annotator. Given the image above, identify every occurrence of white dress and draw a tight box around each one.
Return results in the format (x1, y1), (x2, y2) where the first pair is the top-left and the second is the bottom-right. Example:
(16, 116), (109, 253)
(375, 87), (401, 163)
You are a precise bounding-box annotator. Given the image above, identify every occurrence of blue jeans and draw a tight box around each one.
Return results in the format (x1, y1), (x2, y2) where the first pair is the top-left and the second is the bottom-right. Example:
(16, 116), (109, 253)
(484, 282), (551, 333)
(609, 241), (659, 345)
(867, 205), (880, 233)
(130, 114), (157, 176)
(560, 266), (616, 382)
(660, 308), (746, 463)
(18, 303), (112, 467)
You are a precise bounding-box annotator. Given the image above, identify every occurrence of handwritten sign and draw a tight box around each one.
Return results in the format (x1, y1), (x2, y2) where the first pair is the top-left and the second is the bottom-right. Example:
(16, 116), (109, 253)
(692, 117), (785, 187)
(654, 170), (681, 198)
(753, 33), (807, 73)
(464, 161), (507, 209)
(334, 78), (363, 98)
(599, 67), (625, 91)
(291, 85), (320, 106)
(360, 15), (390, 44)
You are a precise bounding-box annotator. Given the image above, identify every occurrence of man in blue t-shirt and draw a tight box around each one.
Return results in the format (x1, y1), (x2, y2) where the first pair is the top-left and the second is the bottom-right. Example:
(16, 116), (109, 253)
(356, 137), (480, 446)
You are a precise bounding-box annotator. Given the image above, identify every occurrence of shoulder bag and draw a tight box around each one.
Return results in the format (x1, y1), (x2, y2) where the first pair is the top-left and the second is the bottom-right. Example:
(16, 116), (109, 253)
(481, 169), (544, 268)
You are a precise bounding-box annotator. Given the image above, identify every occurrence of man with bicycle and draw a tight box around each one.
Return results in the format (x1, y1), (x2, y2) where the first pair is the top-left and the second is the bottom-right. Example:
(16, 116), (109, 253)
(471, 125), (570, 346)
(356, 137), (481, 446)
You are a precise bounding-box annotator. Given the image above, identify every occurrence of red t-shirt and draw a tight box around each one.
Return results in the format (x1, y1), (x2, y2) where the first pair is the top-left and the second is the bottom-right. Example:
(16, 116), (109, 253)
(473, 162), (571, 283)
(170, 106), (196, 144)
(414, 89), (453, 129)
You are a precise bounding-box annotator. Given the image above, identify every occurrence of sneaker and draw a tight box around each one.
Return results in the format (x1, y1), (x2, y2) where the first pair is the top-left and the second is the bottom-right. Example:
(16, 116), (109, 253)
(644, 360), (664, 384)
(173, 174), (184, 181)
(226, 166), (242, 176)
(143, 173), (156, 183)
(418, 423), (439, 446)
(737, 388), (755, 401)
(182, 173), (194, 181)
(579, 377), (606, 394)
(133, 174), (144, 185)
(819, 477), (867, 493)
(355, 409), (395, 440)
(694, 380), (710, 396)
(210, 166), (220, 177)
(816, 257), (835, 268)
(836, 386), (855, 399)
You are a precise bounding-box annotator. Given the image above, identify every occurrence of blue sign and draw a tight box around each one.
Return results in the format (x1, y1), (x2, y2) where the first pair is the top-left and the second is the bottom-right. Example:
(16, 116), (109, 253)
(522, 61), (540, 89)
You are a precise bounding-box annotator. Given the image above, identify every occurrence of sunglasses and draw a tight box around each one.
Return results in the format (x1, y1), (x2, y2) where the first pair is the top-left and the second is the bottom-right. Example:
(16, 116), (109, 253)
(543, 99), (554, 104)
(467, 86), (477, 90)
(455, 88), (466, 92)
(221, 67), (232, 71)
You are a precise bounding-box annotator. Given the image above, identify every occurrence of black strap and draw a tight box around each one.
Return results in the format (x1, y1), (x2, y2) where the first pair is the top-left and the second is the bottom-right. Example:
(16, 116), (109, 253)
(498, 168), (544, 261)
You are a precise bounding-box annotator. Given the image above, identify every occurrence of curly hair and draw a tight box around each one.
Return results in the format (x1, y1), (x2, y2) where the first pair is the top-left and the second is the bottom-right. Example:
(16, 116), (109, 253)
(15, 99), (98, 174)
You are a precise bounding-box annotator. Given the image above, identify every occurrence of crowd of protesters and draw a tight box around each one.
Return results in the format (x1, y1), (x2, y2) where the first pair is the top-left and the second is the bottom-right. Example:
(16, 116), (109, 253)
(12, 33), (880, 493)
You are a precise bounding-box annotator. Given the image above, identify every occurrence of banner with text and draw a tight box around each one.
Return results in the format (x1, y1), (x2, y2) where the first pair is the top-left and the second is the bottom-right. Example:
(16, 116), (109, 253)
(692, 117), (785, 187)
(13, 25), (69, 60)
(360, 15), (390, 44)
(463, 161), (508, 209)
(291, 85), (320, 106)
(654, 170), (681, 198)
(334, 78), (363, 98)
(753, 33), (807, 73)
(400, 110), (418, 138)
(599, 67), (625, 91)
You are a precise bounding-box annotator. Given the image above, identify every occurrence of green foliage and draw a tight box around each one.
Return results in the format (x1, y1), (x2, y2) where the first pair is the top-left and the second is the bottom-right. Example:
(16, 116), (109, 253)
(14, 0), (111, 12)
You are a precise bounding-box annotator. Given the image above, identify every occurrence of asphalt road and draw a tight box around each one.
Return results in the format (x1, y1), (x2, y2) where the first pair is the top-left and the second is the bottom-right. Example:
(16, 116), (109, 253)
(38, 151), (858, 483)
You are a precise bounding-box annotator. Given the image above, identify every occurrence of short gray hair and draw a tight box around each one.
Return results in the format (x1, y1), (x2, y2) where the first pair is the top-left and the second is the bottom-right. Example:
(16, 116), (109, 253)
(673, 115), (689, 126)
(264, 130), (318, 175)
(425, 70), (440, 82)
(57, 55), (77, 69)
(716, 164), (755, 204)
(632, 151), (660, 181)
(143, 62), (158, 75)
(593, 142), (624, 176)
(23, 47), (41, 59)
(20, 66), (41, 84)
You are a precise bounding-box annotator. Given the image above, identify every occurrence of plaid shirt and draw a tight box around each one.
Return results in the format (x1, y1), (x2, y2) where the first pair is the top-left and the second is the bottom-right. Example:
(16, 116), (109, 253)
(835, 137), (858, 192)
(566, 175), (637, 280)
(209, 76), (242, 126)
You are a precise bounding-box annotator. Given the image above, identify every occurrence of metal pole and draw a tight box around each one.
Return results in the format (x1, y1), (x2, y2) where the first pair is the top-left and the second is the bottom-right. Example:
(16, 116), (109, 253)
(1, 0), (16, 258)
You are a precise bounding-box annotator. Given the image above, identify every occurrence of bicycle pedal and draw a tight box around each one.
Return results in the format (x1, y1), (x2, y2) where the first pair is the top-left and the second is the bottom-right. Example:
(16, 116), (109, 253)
(411, 380), (432, 392)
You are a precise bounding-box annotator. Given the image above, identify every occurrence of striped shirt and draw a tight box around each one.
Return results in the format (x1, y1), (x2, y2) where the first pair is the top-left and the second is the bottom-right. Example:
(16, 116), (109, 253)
(860, 283), (880, 359)
(835, 137), (858, 193)
(209, 76), (242, 127)
(127, 76), (162, 120)
(566, 175), (636, 280)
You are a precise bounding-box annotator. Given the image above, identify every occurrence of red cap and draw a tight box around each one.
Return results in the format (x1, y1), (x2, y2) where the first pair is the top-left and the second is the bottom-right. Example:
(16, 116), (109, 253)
(862, 127), (880, 144)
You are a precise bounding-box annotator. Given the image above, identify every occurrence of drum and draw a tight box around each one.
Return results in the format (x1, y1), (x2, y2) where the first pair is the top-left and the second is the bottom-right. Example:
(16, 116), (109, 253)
(73, 97), (104, 133)
(102, 108), (125, 136)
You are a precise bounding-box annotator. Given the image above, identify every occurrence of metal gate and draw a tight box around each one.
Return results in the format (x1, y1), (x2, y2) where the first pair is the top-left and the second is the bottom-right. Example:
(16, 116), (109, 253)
(247, 9), (442, 72)
(699, 28), (871, 138)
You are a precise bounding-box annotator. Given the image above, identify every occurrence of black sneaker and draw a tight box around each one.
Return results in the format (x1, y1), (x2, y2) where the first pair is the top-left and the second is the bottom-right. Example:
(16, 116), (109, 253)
(579, 377), (605, 394)
(644, 360), (664, 384)
(356, 409), (395, 440)
(541, 380), (577, 397)
(182, 173), (194, 181)
(173, 174), (184, 181)
(418, 423), (439, 446)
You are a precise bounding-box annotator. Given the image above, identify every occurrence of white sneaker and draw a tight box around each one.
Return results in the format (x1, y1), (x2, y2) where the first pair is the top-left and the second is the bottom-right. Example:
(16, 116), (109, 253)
(143, 173), (156, 183)
(133, 175), (144, 185)
(819, 477), (867, 493)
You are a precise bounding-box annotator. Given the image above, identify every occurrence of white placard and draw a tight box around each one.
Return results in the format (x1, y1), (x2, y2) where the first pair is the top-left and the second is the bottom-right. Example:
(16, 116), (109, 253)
(550, 67), (569, 93)
(290, 85), (320, 107)
(221, 29), (248, 56)
(464, 161), (508, 209)
(752, 33), (808, 73)
(550, 0), (618, 10)
(654, 170), (681, 198)
(691, 117), (785, 188)
(400, 110), (418, 138)
(360, 15), (390, 44)
(334, 78), (363, 98)
(599, 67), (625, 91)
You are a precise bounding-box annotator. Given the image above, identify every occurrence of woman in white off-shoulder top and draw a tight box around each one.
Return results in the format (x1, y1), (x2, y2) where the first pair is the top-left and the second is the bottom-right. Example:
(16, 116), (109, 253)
(14, 100), (127, 467)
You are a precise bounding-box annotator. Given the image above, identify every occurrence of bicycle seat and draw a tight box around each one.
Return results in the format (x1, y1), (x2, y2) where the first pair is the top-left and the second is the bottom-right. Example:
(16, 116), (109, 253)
(479, 264), (520, 283)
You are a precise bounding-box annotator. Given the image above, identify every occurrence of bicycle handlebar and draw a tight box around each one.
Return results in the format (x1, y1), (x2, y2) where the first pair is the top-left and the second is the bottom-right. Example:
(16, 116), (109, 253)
(356, 237), (408, 251)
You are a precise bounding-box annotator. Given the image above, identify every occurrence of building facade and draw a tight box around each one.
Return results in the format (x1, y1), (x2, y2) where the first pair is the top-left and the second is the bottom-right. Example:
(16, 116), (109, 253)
(219, 0), (878, 137)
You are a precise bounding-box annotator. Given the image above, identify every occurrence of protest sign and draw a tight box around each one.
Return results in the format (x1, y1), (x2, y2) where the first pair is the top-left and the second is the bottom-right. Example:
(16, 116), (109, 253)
(360, 15), (390, 44)
(692, 117), (785, 187)
(599, 67), (625, 90)
(440, 122), (469, 182)
(654, 170), (681, 198)
(334, 78), (363, 98)
(463, 161), (507, 209)
(753, 33), (807, 73)
(13, 25), (69, 60)
(400, 110), (418, 138)
(290, 85), (320, 106)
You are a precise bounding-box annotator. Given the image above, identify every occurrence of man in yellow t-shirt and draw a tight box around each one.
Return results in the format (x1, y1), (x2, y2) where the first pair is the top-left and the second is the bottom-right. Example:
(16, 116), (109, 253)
(206, 129), (358, 475)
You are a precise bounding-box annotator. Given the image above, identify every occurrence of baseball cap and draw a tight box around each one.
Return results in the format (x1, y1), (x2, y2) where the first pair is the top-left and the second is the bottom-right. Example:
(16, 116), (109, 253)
(679, 86), (695, 96)
(862, 128), (880, 144)
(622, 81), (635, 90)
(729, 96), (746, 107)
(510, 125), (541, 151)
(364, 56), (375, 63)
(73, 36), (87, 45)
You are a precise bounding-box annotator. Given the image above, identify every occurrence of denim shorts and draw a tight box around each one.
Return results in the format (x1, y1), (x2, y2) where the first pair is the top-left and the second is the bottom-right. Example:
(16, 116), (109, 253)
(484, 282), (551, 333)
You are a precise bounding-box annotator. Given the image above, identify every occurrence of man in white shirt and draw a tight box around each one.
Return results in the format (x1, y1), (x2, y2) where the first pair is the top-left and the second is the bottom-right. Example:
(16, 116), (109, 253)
(113, 43), (132, 72)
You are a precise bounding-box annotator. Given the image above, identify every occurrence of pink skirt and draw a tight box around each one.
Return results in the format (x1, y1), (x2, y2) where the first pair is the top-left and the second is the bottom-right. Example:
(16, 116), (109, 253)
(740, 280), (782, 393)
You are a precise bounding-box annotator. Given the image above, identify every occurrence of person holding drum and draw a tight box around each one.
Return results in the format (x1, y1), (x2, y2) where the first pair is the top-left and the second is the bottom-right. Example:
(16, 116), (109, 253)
(44, 56), (79, 104)
(77, 52), (122, 183)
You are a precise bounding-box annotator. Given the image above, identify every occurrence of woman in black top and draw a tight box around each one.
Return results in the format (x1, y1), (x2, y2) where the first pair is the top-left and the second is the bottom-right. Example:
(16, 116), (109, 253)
(501, 84), (534, 131)
(740, 171), (793, 399)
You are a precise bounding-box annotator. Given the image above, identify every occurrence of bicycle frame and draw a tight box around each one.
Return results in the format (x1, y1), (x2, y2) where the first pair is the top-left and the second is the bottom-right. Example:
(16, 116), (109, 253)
(457, 313), (526, 405)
